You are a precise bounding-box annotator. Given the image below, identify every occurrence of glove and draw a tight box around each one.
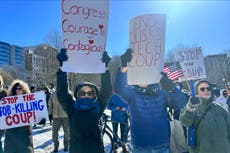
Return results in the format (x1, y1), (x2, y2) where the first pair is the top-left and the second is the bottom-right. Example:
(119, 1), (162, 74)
(160, 72), (174, 92)
(101, 51), (111, 67)
(57, 48), (68, 66)
(121, 48), (133, 67)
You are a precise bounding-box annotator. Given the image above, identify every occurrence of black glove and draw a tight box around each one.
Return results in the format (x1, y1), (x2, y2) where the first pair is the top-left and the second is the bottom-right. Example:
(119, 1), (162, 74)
(160, 72), (174, 92)
(101, 51), (111, 67)
(57, 48), (68, 66)
(121, 48), (133, 67)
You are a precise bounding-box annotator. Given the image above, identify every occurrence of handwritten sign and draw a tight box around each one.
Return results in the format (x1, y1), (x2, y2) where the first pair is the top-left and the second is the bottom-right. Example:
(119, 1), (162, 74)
(128, 14), (166, 85)
(61, 0), (110, 73)
(0, 92), (49, 129)
(175, 47), (207, 81)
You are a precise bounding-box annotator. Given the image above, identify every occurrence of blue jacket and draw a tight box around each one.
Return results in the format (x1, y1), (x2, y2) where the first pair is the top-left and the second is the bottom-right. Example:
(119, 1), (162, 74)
(107, 94), (129, 123)
(114, 69), (187, 149)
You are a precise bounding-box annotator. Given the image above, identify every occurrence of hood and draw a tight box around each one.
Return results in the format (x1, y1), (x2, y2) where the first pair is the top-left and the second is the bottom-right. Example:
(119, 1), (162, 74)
(74, 82), (99, 98)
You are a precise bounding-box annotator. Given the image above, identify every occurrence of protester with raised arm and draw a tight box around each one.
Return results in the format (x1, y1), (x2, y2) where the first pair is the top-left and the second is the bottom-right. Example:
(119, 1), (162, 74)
(114, 48), (187, 153)
(56, 48), (112, 153)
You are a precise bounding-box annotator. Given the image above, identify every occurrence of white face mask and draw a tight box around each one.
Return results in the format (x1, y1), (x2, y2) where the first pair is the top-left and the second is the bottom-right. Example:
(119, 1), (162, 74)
(176, 85), (181, 90)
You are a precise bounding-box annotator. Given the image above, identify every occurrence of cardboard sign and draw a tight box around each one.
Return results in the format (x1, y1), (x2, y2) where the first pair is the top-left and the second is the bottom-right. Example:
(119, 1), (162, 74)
(0, 92), (49, 129)
(61, 0), (110, 73)
(175, 47), (207, 81)
(128, 14), (166, 85)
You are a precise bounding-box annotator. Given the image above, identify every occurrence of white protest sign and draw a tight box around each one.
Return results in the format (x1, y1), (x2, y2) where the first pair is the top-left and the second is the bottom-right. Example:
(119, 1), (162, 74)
(175, 47), (207, 81)
(0, 92), (49, 129)
(61, 0), (110, 73)
(128, 14), (166, 85)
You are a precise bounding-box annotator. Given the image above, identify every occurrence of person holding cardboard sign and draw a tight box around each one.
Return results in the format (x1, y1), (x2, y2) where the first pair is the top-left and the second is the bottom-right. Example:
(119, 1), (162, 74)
(56, 48), (112, 153)
(4, 80), (34, 153)
(114, 48), (187, 153)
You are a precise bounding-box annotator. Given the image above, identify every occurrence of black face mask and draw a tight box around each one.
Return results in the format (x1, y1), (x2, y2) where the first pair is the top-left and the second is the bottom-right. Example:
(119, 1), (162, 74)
(223, 91), (227, 98)
(134, 84), (160, 96)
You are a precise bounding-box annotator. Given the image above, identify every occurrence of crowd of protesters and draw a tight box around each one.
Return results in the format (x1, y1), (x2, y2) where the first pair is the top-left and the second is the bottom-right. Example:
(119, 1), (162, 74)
(0, 48), (230, 153)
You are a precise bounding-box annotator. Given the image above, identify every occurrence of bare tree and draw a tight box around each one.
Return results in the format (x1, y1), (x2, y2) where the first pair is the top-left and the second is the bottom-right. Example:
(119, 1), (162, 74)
(0, 68), (15, 88)
(44, 30), (62, 50)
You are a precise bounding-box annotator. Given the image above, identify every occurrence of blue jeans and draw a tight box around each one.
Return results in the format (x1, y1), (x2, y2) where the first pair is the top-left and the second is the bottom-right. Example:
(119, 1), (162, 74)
(132, 146), (169, 153)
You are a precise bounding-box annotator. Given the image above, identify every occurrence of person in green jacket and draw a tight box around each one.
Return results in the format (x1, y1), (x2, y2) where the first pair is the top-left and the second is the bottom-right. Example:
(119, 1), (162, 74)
(180, 80), (230, 153)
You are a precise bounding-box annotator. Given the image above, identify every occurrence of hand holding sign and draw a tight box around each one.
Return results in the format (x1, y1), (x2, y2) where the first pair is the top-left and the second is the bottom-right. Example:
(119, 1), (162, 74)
(57, 48), (68, 66)
(160, 72), (174, 92)
(101, 51), (111, 67)
(121, 48), (133, 67)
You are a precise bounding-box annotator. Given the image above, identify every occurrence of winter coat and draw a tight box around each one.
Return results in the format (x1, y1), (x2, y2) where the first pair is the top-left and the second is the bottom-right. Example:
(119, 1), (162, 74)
(114, 69), (187, 149)
(216, 89), (228, 109)
(107, 93), (129, 123)
(4, 126), (33, 153)
(57, 70), (112, 153)
(48, 91), (68, 119)
(0, 89), (7, 136)
(180, 97), (230, 153)
(170, 120), (188, 153)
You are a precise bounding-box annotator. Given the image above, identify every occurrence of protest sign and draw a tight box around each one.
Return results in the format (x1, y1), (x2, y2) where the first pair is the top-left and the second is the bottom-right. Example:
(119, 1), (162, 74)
(175, 47), (207, 81)
(128, 14), (166, 85)
(61, 0), (109, 73)
(0, 92), (48, 129)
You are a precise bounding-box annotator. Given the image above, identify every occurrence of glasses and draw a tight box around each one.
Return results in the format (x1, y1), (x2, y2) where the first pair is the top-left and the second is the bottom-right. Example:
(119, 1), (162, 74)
(78, 91), (94, 97)
(199, 87), (211, 92)
(16, 87), (22, 91)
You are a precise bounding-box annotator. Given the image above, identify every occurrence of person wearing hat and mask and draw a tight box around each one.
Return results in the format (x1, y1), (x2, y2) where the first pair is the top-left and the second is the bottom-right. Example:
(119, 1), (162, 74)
(0, 75), (7, 153)
(216, 89), (228, 109)
(180, 80), (230, 153)
(56, 48), (112, 153)
(114, 49), (188, 153)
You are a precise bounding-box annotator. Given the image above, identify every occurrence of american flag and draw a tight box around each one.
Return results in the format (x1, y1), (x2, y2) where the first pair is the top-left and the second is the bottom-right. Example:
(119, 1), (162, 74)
(163, 62), (184, 80)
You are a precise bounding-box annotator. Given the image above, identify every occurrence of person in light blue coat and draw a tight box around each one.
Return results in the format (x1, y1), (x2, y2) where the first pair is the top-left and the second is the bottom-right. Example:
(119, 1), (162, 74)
(107, 92), (129, 152)
(114, 49), (187, 153)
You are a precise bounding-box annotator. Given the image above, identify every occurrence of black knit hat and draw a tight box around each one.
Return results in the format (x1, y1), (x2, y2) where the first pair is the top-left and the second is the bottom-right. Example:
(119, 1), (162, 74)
(74, 82), (99, 98)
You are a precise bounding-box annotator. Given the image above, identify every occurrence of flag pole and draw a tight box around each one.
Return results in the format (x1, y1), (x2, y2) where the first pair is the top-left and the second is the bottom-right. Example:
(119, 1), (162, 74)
(190, 80), (195, 96)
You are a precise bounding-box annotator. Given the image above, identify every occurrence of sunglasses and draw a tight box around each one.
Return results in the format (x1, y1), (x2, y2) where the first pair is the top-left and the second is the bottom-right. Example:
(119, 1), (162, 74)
(199, 87), (211, 92)
(78, 91), (94, 97)
(16, 87), (22, 91)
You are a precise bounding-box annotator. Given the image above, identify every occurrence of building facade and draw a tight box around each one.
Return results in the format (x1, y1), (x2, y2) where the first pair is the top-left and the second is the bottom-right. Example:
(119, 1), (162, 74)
(0, 41), (25, 80)
(204, 54), (230, 89)
(24, 44), (59, 88)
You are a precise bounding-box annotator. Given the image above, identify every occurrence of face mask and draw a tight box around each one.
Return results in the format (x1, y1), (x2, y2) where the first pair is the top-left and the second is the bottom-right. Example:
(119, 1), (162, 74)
(74, 98), (99, 112)
(134, 84), (159, 96)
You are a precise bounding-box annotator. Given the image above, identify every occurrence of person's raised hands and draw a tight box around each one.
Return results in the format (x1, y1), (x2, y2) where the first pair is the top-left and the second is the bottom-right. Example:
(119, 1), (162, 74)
(101, 51), (111, 67)
(121, 48), (133, 67)
(57, 48), (68, 66)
